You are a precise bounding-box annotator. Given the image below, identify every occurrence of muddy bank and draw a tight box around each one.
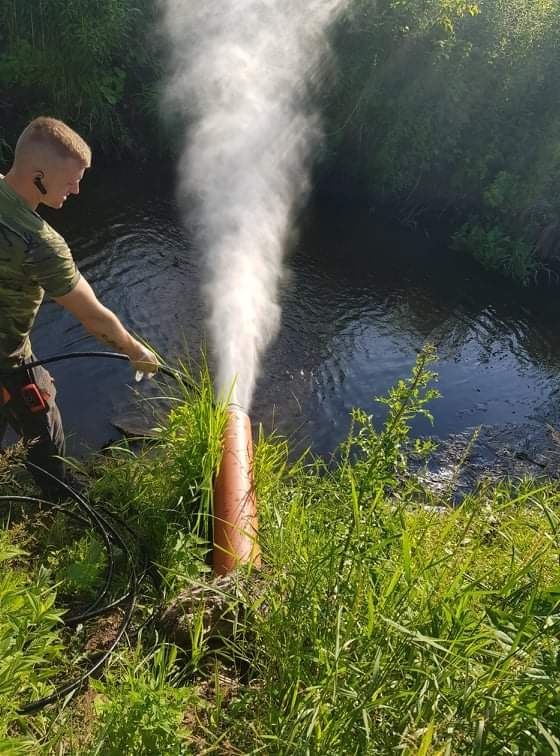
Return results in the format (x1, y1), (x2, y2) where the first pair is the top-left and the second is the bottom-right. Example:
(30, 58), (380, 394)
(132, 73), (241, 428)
(420, 422), (560, 500)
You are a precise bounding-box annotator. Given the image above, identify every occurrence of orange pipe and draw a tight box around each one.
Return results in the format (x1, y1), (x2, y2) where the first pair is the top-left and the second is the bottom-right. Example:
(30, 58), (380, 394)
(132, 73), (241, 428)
(213, 406), (261, 575)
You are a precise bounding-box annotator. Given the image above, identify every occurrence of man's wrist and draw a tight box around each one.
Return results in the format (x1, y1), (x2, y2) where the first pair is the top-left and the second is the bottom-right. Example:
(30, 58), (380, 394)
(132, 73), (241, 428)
(125, 337), (147, 361)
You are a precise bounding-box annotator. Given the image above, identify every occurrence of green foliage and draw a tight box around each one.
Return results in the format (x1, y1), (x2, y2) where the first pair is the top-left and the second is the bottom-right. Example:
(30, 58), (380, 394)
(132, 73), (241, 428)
(453, 221), (538, 284)
(344, 345), (440, 490)
(329, 0), (560, 283)
(1, 0), (559, 282)
(1, 352), (560, 752)
(218, 350), (560, 754)
(0, 0), (162, 156)
(90, 360), (227, 591)
(483, 171), (521, 212)
(0, 529), (63, 748)
(48, 532), (107, 599)
(87, 644), (194, 755)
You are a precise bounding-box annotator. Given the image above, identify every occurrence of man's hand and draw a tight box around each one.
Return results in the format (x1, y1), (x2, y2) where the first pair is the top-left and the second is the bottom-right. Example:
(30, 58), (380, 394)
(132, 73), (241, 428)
(127, 341), (159, 378)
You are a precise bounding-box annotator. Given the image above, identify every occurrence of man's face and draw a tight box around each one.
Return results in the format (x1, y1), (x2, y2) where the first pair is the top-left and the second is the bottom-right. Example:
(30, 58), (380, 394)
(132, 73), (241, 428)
(41, 158), (87, 209)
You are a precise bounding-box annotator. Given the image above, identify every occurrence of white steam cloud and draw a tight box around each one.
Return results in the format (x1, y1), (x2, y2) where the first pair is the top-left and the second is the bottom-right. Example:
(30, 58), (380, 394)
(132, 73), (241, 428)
(161, 0), (347, 410)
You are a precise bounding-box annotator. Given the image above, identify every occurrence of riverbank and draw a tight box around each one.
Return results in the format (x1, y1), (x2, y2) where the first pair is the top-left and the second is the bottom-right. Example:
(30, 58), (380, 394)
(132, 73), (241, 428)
(420, 420), (560, 501)
(3, 1), (560, 285)
(1, 352), (559, 753)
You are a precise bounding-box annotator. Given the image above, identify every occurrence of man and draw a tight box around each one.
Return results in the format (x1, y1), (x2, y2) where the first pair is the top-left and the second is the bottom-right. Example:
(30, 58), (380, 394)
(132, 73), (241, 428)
(0, 116), (159, 497)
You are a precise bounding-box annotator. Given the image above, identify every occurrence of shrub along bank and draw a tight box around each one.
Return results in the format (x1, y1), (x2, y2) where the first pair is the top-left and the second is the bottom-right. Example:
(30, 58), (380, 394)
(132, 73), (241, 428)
(0, 0), (560, 284)
(2, 0), (560, 282)
(327, 0), (560, 283)
(0, 350), (559, 753)
(0, 0), (163, 162)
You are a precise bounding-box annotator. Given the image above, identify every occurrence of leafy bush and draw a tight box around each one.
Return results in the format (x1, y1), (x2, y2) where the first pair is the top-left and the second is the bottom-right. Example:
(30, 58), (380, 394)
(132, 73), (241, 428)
(452, 221), (538, 284)
(0, 530), (63, 750)
(2, 0), (560, 282)
(328, 0), (560, 282)
(0, 0), (162, 156)
(86, 644), (194, 755)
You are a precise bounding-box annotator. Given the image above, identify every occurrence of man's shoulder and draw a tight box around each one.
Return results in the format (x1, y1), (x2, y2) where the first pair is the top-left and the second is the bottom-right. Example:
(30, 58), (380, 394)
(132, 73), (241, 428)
(0, 182), (44, 246)
(5, 210), (70, 260)
(36, 218), (70, 255)
(0, 215), (69, 261)
(0, 178), (72, 261)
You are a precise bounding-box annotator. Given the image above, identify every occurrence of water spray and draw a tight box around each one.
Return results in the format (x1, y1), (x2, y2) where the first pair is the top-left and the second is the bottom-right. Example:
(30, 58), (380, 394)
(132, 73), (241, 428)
(161, 0), (349, 572)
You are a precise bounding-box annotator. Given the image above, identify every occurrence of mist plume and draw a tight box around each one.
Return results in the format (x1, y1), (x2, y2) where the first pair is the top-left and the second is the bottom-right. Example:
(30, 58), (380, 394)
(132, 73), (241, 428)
(161, 0), (348, 409)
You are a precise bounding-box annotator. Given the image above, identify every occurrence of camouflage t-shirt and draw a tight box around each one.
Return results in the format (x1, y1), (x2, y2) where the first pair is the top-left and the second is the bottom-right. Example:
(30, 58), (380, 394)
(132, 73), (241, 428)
(0, 176), (80, 370)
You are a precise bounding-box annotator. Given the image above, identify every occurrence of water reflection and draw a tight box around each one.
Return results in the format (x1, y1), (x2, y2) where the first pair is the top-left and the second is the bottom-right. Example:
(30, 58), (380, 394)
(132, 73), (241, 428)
(31, 170), (560, 457)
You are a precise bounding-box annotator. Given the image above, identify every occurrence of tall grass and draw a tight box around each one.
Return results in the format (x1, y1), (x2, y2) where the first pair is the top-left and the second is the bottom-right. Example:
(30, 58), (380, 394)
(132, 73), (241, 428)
(89, 358), (228, 590)
(211, 349), (560, 753)
(232, 478), (560, 753)
(1, 350), (559, 753)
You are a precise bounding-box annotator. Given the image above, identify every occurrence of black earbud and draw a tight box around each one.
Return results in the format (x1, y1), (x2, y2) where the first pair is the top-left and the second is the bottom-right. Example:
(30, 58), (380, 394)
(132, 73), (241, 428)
(33, 172), (47, 196)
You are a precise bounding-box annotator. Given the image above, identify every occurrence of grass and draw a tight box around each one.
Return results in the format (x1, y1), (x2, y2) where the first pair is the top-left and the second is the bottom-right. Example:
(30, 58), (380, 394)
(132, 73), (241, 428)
(0, 349), (559, 753)
(452, 222), (539, 286)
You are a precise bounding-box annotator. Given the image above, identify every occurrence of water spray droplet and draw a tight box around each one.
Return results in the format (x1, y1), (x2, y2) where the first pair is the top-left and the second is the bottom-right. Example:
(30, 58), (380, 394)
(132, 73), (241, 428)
(161, 0), (349, 407)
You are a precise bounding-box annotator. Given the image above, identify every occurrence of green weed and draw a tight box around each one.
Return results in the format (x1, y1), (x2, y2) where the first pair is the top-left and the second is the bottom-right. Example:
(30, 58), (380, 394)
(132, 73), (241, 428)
(86, 644), (195, 756)
(452, 221), (538, 285)
(89, 358), (227, 595)
(1, 349), (559, 753)
(0, 529), (64, 749)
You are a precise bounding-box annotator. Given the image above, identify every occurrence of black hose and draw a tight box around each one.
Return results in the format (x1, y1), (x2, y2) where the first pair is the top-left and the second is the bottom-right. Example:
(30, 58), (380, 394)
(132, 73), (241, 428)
(0, 350), (204, 400)
(0, 350), (189, 384)
(0, 351), (187, 714)
(0, 465), (139, 715)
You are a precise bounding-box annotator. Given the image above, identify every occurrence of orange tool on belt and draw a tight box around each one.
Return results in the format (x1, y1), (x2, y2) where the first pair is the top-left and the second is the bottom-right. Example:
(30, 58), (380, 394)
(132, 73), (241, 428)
(0, 383), (47, 413)
(20, 383), (47, 413)
(0, 385), (10, 406)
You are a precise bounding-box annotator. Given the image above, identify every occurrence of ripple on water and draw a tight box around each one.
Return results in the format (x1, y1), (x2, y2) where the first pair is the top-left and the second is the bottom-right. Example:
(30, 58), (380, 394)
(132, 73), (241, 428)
(30, 179), (560, 456)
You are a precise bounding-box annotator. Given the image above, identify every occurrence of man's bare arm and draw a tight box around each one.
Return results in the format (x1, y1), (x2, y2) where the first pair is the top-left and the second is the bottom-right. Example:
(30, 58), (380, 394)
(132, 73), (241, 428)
(54, 277), (158, 373)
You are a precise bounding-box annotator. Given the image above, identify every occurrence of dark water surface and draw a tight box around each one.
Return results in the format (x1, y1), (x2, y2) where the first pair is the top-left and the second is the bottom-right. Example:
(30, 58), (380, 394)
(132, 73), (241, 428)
(31, 168), (560, 458)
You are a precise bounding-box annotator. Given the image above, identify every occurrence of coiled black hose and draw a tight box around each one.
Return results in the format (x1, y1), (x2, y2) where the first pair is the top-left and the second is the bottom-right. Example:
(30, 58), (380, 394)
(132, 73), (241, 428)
(0, 351), (184, 714)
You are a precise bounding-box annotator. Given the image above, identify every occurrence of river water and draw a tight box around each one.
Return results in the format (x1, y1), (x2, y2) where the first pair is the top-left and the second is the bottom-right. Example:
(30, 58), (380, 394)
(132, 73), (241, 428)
(31, 167), (560, 458)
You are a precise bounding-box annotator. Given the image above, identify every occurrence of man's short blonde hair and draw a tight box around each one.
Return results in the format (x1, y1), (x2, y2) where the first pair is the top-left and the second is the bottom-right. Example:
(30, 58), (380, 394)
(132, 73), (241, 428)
(15, 117), (91, 168)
